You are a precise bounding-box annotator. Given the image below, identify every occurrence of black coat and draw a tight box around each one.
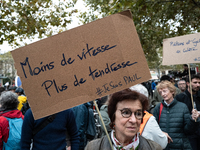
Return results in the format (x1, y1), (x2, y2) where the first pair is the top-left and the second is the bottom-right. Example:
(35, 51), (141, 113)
(175, 89), (200, 114)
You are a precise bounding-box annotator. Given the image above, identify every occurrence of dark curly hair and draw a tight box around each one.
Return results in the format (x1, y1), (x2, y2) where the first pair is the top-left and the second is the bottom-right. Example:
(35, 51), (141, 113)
(186, 74), (200, 83)
(108, 89), (149, 129)
(0, 91), (19, 111)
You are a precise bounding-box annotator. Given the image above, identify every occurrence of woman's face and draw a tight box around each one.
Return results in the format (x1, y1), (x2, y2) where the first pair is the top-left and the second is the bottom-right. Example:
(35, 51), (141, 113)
(158, 87), (174, 104)
(114, 99), (142, 142)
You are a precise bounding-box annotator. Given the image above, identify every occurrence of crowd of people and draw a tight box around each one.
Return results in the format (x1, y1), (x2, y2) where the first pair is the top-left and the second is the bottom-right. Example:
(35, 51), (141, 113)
(0, 64), (200, 150)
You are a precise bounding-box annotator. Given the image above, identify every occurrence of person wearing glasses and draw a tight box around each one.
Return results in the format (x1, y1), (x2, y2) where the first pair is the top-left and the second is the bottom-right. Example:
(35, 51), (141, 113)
(85, 89), (162, 150)
(153, 80), (200, 150)
(177, 79), (187, 93)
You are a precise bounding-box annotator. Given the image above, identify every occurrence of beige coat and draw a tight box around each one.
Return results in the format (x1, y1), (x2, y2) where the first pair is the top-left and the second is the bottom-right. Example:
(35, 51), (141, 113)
(85, 134), (162, 150)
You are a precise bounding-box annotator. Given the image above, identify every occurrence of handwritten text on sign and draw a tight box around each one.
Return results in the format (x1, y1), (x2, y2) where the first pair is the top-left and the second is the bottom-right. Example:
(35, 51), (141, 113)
(162, 32), (200, 65)
(19, 43), (138, 97)
(11, 10), (151, 120)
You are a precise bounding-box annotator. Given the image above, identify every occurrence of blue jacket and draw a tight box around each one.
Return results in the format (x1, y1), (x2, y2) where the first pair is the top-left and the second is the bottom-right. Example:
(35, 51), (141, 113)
(72, 104), (88, 150)
(72, 103), (96, 150)
(21, 108), (79, 150)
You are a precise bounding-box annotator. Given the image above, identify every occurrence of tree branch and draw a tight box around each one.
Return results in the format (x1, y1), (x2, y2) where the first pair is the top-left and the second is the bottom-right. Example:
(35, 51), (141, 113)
(191, 0), (200, 7)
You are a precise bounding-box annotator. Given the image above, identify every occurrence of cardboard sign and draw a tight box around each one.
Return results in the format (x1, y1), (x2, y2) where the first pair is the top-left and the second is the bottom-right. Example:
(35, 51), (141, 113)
(11, 10), (151, 120)
(162, 32), (200, 65)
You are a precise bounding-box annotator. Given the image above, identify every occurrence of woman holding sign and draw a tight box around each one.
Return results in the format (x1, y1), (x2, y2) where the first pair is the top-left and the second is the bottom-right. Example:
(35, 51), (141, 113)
(85, 89), (162, 150)
(153, 80), (200, 150)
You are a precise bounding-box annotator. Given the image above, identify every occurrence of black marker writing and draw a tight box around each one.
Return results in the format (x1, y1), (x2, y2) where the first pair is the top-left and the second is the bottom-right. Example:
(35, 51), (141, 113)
(77, 44), (117, 60)
(42, 79), (68, 97)
(61, 53), (75, 66)
(89, 61), (137, 80)
(123, 74), (141, 84)
(74, 75), (86, 87)
(95, 80), (123, 96)
(20, 57), (54, 78)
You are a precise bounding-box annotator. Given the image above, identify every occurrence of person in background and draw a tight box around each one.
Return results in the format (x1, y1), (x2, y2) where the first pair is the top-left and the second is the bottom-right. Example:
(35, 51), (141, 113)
(21, 108), (80, 150)
(0, 87), (5, 95)
(181, 64), (190, 78)
(0, 91), (24, 150)
(170, 77), (176, 87)
(174, 78), (178, 88)
(72, 102), (96, 150)
(141, 81), (153, 98)
(96, 95), (108, 110)
(177, 79), (187, 92)
(130, 84), (168, 149)
(151, 80), (157, 91)
(4, 82), (9, 91)
(8, 86), (17, 93)
(85, 89), (162, 150)
(99, 97), (112, 137)
(175, 74), (200, 150)
(15, 87), (27, 111)
(151, 75), (181, 107)
(153, 80), (200, 150)
(181, 64), (196, 79)
(0, 87), (5, 108)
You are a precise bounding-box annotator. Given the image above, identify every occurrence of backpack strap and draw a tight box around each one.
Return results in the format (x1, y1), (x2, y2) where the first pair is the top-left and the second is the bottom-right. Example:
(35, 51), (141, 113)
(158, 103), (163, 124)
(32, 114), (56, 136)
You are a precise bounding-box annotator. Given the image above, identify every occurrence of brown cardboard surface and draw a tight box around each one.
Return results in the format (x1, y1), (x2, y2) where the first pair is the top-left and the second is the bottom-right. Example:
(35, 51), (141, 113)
(162, 32), (200, 65)
(11, 10), (151, 120)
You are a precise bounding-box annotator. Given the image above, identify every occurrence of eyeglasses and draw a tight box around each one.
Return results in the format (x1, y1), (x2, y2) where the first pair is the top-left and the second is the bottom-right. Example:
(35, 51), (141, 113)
(119, 108), (143, 119)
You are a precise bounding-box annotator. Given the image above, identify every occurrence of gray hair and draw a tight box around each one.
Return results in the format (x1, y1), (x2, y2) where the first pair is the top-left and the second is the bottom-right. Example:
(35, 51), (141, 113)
(0, 91), (19, 111)
(177, 79), (186, 85)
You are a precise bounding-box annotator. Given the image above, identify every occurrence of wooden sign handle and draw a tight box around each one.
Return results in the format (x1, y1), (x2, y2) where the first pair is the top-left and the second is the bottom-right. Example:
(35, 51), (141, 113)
(93, 100), (114, 150)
